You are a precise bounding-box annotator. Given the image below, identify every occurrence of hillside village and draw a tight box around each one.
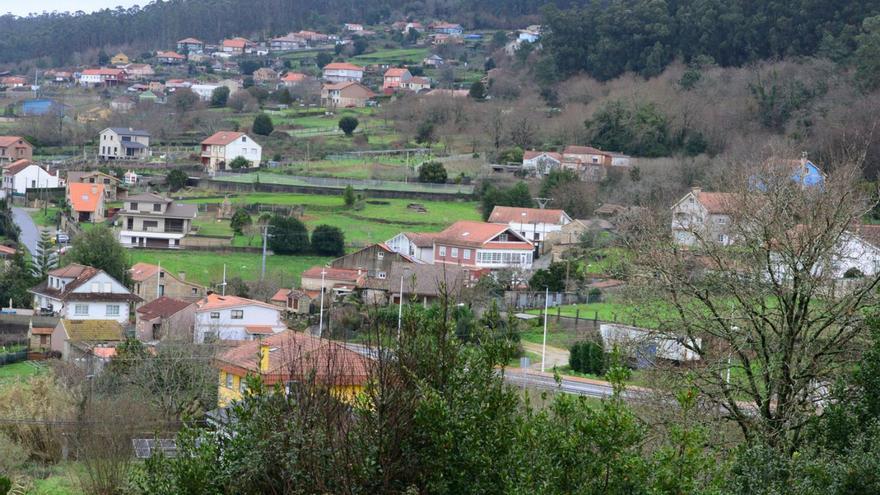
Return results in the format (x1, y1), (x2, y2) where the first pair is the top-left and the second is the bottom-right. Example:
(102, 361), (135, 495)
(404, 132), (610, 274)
(2, 1), (880, 493)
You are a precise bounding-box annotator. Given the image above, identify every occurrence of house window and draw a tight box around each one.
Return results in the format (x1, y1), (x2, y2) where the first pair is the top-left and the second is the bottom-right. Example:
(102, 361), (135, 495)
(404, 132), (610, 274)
(143, 220), (158, 229)
(226, 373), (233, 388)
(103, 282), (111, 292)
(463, 249), (471, 260)
(106, 304), (120, 316)
(439, 246), (446, 257)
(153, 204), (161, 212)
(377, 251), (384, 260)
(91, 282), (99, 292)
(231, 310), (243, 319)
(377, 272), (387, 279)
(130, 202), (138, 210)
(74, 304), (88, 316)
(159, 285), (165, 296)
(451, 248), (458, 258)
(241, 136), (246, 142)
(191, 288), (198, 296)
(210, 312), (220, 319)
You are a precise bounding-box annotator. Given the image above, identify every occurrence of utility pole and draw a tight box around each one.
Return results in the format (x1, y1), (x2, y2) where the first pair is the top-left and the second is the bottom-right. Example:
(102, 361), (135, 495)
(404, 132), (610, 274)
(318, 267), (326, 337)
(397, 273), (404, 339)
(541, 287), (549, 373)
(260, 224), (269, 280)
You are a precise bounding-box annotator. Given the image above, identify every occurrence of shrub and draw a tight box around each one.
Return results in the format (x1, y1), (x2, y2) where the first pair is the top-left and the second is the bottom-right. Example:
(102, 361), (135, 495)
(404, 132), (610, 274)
(311, 225), (345, 256)
(569, 339), (606, 375)
(252, 113), (274, 136)
(338, 116), (359, 136)
(418, 161), (447, 183)
(230, 208), (252, 235)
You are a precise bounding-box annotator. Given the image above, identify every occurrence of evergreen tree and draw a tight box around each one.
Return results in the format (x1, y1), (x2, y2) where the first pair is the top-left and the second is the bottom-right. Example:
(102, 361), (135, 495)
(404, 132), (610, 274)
(32, 230), (56, 279)
(252, 113), (274, 136)
(338, 116), (359, 136)
(342, 185), (356, 207)
(66, 225), (131, 284)
(230, 208), (252, 235)
(310, 225), (345, 256)
(267, 215), (309, 254)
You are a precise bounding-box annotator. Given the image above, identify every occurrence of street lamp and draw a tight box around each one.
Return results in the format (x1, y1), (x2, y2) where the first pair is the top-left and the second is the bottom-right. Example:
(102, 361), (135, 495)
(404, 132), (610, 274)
(318, 267), (327, 337)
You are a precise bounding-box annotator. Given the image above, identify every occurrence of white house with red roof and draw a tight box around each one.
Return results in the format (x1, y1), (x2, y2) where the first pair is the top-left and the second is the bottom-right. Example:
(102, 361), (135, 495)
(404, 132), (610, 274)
(671, 187), (737, 247)
(176, 37), (204, 53)
(194, 293), (286, 343)
(522, 150), (562, 175)
(200, 131), (262, 175)
(221, 37), (253, 55)
(29, 263), (142, 323)
(279, 72), (308, 87)
(488, 206), (572, 247)
(322, 62), (364, 83)
(385, 232), (438, 264)
(78, 68), (126, 87)
(0, 136), (33, 163)
(1, 159), (60, 198)
(383, 68), (412, 90)
(432, 220), (534, 269)
(156, 50), (186, 64)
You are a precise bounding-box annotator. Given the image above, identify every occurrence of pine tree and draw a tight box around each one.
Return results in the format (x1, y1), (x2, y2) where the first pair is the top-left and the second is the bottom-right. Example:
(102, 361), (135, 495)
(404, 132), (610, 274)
(32, 230), (56, 279)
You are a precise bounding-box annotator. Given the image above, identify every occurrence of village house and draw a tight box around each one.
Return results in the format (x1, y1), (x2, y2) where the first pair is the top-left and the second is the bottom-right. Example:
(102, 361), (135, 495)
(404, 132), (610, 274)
(269, 33), (306, 52)
(402, 76), (431, 92)
(221, 37), (253, 55)
(321, 81), (375, 108)
(130, 262), (206, 305)
(67, 183), (105, 223)
(98, 127), (151, 161)
(110, 96), (135, 112)
(194, 293), (286, 343)
(383, 68), (412, 91)
(117, 193), (198, 249)
(430, 22), (464, 36)
(1, 159), (60, 198)
(518, 25), (542, 44)
(177, 37), (204, 53)
(78, 68), (126, 87)
(214, 329), (370, 407)
(423, 54), (445, 67)
(0, 76), (27, 88)
(344, 23), (364, 32)
(50, 319), (124, 372)
(522, 150), (562, 175)
(671, 187), (736, 247)
(30, 263), (142, 323)
(66, 170), (121, 200)
(431, 221), (535, 270)
(322, 62), (364, 83)
(190, 83), (221, 101)
(0, 136), (33, 163)
(300, 266), (365, 299)
(110, 52), (130, 65)
(122, 63), (155, 80)
(28, 323), (55, 352)
(156, 50), (186, 64)
(270, 288), (315, 315)
(123, 170), (138, 185)
(253, 67), (278, 84)
(368, 261), (475, 307)
(385, 232), (437, 263)
(488, 206), (573, 250)
(135, 296), (196, 341)
(200, 131), (262, 175)
(279, 72), (307, 87)
(330, 243), (416, 281)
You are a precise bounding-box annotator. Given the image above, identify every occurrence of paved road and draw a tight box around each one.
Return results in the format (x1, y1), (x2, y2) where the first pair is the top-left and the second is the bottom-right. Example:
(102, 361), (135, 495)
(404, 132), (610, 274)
(503, 369), (644, 401)
(11, 207), (40, 257)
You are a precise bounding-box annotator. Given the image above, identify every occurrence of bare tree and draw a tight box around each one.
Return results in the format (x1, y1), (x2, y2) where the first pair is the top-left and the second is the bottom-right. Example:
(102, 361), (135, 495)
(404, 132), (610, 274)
(623, 157), (880, 453)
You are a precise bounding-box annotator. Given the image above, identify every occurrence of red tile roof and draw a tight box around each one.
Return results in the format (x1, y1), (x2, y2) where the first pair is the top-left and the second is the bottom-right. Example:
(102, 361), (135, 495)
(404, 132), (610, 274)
(31, 327), (53, 335)
(0, 136), (29, 148)
(3, 159), (34, 176)
(403, 232), (438, 248)
(488, 206), (570, 225)
(0, 245), (15, 256)
(196, 293), (278, 312)
(523, 150), (562, 161)
(384, 68), (410, 77)
(67, 183), (104, 213)
(696, 191), (736, 214)
(323, 62), (364, 72)
(271, 288), (291, 302)
(201, 131), (245, 146)
(222, 38), (249, 49)
(156, 50), (186, 59)
(435, 221), (532, 248)
(178, 37), (203, 44)
(281, 72), (306, 82)
(245, 325), (275, 335)
(215, 330), (370, 387)
(563, 145), (608, 156)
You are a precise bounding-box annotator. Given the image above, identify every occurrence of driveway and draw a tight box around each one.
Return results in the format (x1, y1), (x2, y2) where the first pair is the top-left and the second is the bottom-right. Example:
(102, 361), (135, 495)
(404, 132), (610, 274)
(11, 207), (40, 257)
(522, 341), (570, 370)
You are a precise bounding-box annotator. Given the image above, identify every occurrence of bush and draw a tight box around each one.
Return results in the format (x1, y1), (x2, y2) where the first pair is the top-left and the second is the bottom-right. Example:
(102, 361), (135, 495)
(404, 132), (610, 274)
(230, 208), (252, 235)
(338, 116), (359, 136)
(311, 225), (345, 256)
(343, 185), (356, 207)
(167, 169), (188, 191)
(0, 475), (10, 495)
(252, 113), (274, 136)
(418, 161), (447, 183)
(268, 215), (309, 254)
(569, 339), (606, 375)
(229, 156), (251, 169)
(211, 86), (230, 107)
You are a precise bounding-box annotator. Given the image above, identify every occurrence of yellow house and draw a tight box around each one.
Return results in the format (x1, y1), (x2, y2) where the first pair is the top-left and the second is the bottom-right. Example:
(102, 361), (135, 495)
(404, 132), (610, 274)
(214, 329), (370, 407)
(111, 52), (130, 65)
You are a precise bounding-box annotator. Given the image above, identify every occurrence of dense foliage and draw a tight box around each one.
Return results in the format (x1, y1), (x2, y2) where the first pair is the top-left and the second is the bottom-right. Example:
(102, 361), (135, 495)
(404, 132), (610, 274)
(338, 116), (359, 136)
(310, 224), (345, 256)
(543, 0), (880, 81)
(267, 214), (309, 254)
(479, 181), (532, 219)
(66, 225), (131, 284)
(418, 161), (448, 183)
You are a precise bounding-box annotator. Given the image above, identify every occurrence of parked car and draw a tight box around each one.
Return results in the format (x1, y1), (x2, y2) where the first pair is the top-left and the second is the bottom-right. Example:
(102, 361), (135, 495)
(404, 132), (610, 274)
(56, 232), (69, 244)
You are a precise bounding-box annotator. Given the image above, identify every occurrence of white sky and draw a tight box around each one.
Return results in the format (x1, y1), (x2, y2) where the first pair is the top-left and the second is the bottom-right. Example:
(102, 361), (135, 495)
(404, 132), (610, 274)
(3, 0), (146, 17)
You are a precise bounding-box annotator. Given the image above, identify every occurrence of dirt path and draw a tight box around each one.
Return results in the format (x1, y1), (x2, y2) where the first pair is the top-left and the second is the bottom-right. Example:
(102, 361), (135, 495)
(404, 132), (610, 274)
(522, 341), (570, 370)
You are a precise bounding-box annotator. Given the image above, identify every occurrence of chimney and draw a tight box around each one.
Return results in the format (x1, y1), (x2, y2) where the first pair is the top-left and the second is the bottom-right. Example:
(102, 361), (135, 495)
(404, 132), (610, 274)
(259, 343), (270, 373)
(178, 271), (186, 281)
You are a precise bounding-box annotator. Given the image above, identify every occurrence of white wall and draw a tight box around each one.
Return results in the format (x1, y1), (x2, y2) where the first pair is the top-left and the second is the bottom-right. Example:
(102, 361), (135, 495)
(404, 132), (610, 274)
(194, 304), (283, 342)
(7, 165), (59, 195)
(223, 135), (262, 167)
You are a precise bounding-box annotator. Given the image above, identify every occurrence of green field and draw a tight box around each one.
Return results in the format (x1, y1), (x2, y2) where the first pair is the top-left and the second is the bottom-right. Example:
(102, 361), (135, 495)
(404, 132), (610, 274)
(0, 361), (46, 386)
(129, 250), (332, 287)
(351, 47), (430, 65)
(29, 207), (60, 227)
(181, 192), (480, 248)
(525, 301), (672, 329)
(212, 172), (475, 194)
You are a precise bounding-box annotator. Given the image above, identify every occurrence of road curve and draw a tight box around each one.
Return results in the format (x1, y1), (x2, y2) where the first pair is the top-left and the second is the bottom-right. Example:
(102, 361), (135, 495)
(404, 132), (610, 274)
(11, 207), (40, 258)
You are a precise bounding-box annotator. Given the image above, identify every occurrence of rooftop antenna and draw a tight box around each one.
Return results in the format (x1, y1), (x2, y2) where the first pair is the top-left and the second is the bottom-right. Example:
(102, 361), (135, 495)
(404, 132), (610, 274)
(534, 197), (551, 209)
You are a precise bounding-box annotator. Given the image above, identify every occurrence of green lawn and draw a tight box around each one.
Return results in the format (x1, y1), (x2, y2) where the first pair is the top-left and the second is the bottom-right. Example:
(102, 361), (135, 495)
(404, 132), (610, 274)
(0, 361), (46, 387)
(525, 301), (662, 328)
(129, 250), (332, 287)
(213, 172), (475, 195)
(192, 218), (235, 237)
(29, 207), (60, 227)
(351, 47), (429, 65)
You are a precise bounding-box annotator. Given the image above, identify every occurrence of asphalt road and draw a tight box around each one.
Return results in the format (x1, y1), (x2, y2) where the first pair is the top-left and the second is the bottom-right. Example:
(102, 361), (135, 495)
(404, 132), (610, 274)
(503, 369), (644, 401)
(11, 206), (40, 257)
